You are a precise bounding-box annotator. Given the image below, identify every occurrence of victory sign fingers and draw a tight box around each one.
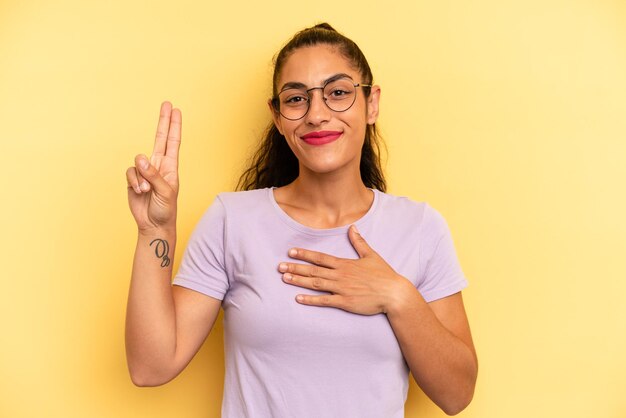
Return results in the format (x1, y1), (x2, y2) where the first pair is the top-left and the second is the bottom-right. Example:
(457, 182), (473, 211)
(126, 101), (182, 231)
(151, 101), (182, 171)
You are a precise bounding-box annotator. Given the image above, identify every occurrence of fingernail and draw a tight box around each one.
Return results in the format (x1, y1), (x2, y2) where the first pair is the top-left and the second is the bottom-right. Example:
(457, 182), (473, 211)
(140, 181), (149, 191)
(283, 273), (293, 281)
(352, 225), (360, 234)
(278, 263), (288, 272)
(296, 295), (304, 302)
(288, 248), (297, 257)
(140, 157), (149, 170)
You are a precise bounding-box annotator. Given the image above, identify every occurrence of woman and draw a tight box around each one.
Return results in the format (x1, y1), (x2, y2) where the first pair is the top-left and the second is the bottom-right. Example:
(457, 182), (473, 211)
(125, 23), (477, 417)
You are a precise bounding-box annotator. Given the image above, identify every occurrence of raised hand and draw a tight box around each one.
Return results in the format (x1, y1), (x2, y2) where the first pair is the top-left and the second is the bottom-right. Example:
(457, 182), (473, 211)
(126, 101), (182, 233)
(278, 225), (415, 315)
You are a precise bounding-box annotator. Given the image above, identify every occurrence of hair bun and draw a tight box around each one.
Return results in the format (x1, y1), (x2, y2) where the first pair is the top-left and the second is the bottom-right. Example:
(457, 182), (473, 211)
(313, 22), (336, 32)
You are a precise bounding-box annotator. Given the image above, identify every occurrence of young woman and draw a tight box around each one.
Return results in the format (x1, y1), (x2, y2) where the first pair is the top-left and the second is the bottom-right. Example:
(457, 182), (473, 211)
(125, 23), (477, 417)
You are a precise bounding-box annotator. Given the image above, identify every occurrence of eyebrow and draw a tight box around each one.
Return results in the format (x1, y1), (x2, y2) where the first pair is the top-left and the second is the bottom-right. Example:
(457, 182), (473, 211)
(279, 73), (354, 93)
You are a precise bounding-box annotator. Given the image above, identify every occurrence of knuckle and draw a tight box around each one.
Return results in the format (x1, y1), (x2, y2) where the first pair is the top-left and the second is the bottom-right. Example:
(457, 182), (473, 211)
(309, 266), (322, 278)
(313, 253), (326, 265)
(311, 277), (323, 290)
(320, 295), (331, 306)
(341, 296), (354, 309)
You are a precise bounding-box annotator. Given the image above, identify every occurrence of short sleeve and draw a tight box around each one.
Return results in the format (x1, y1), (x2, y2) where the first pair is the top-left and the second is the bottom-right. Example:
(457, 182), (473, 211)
(172, 197), (229, 300)
(417, 205), (468, 302)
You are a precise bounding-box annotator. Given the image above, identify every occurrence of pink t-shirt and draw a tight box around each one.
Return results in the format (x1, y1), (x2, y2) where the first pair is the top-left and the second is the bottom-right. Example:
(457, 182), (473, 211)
(173, 188), (467, 417)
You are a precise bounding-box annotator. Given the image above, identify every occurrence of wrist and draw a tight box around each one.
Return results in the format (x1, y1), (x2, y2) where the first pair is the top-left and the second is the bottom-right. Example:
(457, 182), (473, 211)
(136, 227), (177, 269)
(384, 276), (425, 318)
(137, 224), (177, 240)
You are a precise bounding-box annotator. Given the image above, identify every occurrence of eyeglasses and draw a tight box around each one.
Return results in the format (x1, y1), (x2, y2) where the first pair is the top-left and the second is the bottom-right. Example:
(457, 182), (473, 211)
(272, 77), (372, 121)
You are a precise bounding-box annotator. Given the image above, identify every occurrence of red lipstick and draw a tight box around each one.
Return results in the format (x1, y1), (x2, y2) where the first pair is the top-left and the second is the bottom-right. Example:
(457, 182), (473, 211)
(300, 131), (342, 145)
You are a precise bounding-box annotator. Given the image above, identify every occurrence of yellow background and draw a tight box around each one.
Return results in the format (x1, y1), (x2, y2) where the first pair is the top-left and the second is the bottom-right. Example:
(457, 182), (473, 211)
(2, 0), (625, 417)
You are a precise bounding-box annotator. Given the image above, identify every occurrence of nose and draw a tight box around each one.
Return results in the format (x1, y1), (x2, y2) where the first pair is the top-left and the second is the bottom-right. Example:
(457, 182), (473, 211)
(304, 88), (331, 125)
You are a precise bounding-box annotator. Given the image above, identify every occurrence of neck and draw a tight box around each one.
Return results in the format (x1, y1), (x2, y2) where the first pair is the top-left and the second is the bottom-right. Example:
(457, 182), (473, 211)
(274, 165), (374, 229)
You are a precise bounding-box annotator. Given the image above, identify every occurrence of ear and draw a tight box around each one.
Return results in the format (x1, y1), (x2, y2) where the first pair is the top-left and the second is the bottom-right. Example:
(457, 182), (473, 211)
(366, 85), (381, 125)
(268, 98), (284, 135)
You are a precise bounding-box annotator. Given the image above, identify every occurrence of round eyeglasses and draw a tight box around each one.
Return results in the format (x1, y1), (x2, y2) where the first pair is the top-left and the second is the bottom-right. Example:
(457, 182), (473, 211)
(272, 78), (372, 121)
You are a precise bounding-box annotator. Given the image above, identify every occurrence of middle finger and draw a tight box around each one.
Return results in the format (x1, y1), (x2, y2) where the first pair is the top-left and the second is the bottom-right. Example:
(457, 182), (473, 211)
(151, 101), (173, 169)
(282, 273), (337, 293)
(278, 262), (336, 280)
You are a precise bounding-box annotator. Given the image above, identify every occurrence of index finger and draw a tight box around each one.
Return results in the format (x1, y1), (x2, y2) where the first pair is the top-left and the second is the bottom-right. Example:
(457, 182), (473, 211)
(151, 101), (173, 167)
(288, 248), (341, 268)
(165, 107), (182, 162)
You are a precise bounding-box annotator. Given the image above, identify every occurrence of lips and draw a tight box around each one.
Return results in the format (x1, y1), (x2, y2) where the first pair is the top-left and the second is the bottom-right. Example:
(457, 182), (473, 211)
(300, 130), (342, 145)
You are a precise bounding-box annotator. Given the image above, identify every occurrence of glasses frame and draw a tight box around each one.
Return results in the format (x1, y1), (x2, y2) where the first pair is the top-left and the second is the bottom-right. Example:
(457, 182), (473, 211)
(272, 79), (372, 121)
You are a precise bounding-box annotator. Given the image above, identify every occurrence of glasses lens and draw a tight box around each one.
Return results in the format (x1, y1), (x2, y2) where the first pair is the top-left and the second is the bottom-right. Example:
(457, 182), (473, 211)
(278, 88), (309, 120)
(323, 79), (356, 112)
(276, 79), (359, 120)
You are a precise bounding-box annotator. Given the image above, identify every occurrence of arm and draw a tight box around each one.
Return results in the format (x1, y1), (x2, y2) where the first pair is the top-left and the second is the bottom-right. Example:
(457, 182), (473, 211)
(125, 228), (221, 386)
(124, 102), (221, 386)
(387, 287), (477, 415)
(278, 225), (477, 414)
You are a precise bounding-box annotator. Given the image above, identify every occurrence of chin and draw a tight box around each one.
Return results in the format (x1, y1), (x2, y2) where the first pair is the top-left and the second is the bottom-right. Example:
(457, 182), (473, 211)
(299, 157), (357, 176)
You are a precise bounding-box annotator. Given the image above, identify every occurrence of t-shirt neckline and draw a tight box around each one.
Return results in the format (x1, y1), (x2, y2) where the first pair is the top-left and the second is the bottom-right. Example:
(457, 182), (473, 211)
(267, 187), (380, 236)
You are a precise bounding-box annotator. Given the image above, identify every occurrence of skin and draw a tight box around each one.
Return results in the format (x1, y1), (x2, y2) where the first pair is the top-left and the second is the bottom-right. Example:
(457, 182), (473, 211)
(272, 45), (478, 415)
(270, 46), (380, 228)
(125, 103), (222, 386)
(124, 44), (477, 415)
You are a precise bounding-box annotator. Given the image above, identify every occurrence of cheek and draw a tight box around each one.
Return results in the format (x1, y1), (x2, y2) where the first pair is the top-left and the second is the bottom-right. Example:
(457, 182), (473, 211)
(281, 127), (303, 155)
(280, 120), (304, 142)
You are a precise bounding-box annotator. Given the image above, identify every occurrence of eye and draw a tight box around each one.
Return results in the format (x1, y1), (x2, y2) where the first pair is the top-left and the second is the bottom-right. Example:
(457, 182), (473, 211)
(325, 81), (355, 100)
(285, 95), (308, 104)
(329, 89), (349, 97)
(280, 89), (309, 107)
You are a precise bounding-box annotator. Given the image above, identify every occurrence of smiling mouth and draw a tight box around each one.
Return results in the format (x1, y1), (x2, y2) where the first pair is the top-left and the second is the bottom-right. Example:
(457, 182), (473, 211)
(300, 131), (342, 145)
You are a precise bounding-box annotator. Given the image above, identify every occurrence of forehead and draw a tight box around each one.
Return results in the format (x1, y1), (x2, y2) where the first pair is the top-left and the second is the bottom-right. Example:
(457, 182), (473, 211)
(278, 45), (360, 88)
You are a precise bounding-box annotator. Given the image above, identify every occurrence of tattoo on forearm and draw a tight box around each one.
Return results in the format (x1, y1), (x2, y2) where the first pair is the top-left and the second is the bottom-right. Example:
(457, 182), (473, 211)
(150, 239), (171, 267)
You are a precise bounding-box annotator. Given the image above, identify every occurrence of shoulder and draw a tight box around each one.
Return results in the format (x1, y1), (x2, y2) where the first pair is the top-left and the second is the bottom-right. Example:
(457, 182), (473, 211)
(374, 190), (447, 231)
(215, 188), (271, 213)
(193, 188), (270, 228)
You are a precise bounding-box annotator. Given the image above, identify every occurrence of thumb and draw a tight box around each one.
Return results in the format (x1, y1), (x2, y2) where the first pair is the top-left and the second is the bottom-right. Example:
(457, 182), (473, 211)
(135, 154), (174, 199)
(348, 225), (373, 258)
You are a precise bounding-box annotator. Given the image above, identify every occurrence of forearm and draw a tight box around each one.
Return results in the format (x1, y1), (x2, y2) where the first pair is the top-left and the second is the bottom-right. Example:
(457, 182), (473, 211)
(125, 227), (178, 385)
(387, 283), (477, 415)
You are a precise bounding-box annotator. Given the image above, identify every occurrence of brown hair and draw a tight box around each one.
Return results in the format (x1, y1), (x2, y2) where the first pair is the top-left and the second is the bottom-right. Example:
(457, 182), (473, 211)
(237, 23), (386, 192)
